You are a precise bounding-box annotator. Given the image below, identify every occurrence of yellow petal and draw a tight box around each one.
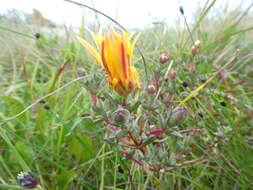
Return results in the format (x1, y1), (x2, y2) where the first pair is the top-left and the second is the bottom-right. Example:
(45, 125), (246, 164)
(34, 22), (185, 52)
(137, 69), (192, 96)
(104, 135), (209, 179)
(77, 36), (102, 66)
(91, 33), (104, 50)
(130, 66), (140, 88)
(130, 33), (141, 62)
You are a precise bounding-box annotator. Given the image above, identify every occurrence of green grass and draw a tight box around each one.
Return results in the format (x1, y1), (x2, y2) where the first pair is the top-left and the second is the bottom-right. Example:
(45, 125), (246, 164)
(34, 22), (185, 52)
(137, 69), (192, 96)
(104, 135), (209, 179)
(0, 1), (253, 189)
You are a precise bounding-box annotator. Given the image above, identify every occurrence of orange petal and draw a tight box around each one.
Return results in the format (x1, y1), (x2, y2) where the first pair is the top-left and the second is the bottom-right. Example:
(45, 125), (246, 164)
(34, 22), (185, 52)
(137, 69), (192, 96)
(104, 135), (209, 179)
(120, 42), (128, 79)
(130, 33), (141, 63)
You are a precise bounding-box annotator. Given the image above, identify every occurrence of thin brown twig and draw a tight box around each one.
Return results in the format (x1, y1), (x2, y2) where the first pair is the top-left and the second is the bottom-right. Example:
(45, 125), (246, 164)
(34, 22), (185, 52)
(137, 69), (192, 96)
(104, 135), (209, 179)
(162, 156), (207, 172)
(218, 153), (240, 175)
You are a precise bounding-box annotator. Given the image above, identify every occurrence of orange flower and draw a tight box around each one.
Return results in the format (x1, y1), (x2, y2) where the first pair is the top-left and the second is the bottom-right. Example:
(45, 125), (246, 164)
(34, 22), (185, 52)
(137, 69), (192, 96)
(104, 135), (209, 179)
(77, 29), (140, 96)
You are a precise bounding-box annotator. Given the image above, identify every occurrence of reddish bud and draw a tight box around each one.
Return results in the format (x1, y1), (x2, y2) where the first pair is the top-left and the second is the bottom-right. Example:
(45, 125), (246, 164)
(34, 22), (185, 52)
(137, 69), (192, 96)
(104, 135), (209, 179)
(191, 45), (197, 56)
(149, 129), (165, 135)
(147, 84), (156, 94)
(160, 52), (170, 64)
(112, 106), (130, 124)
(168, 69), (177, 79)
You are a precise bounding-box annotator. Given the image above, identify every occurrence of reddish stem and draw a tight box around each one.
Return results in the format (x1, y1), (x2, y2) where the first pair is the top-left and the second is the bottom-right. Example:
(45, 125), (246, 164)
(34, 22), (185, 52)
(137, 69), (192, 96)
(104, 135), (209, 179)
(120, 138), (136, 147)
(91, 93), (97, 107)
(235, 79), (246, 85)
(119, 150), (143, 166)
(128, 131), (140, 146)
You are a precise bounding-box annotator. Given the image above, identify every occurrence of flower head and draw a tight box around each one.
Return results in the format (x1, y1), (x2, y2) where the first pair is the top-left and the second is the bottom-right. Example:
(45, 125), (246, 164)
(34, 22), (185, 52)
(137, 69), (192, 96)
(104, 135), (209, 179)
(77, 29), (140, 96)
(17, 172), (39, 189)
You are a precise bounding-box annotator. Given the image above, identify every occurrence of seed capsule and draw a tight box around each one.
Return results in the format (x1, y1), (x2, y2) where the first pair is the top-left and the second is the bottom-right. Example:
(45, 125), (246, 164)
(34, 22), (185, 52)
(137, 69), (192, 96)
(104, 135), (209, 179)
(182, 81), (188, 88)
(220, 101), (226, 107)
(43, 104), (50, 110)
(179, 6), (184, 15)
(112, 106), (130, 125)
(34, 33), (40, 39)
(160, 52), (170, 64)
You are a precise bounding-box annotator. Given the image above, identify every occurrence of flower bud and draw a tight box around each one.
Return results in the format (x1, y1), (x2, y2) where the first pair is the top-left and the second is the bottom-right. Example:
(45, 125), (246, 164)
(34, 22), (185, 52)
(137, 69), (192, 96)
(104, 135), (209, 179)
(170, 107), (187, 123)
(191, 40), (201, 56)
(160, 52), (170, 64)
(147, 84), (156, 94)
(77, 67), (86, 76)
(112, 106), (130, 125)
(191, 45), (197, 56)
(179, 6), (184, 15)
(194, 40), (201, 48)
(17, 172), (39, 189)
(168, 68), (177, 79)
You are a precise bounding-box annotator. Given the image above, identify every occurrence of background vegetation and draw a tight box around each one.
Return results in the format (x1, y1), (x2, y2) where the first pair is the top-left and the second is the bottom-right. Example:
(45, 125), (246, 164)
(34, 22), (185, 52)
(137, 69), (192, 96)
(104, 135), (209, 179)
(0, 1), (253, 189)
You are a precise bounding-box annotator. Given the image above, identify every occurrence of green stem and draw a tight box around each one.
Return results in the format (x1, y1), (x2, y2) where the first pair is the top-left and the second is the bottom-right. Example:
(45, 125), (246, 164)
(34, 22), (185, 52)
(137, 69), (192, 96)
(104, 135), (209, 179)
(99, 144), (105, 190)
